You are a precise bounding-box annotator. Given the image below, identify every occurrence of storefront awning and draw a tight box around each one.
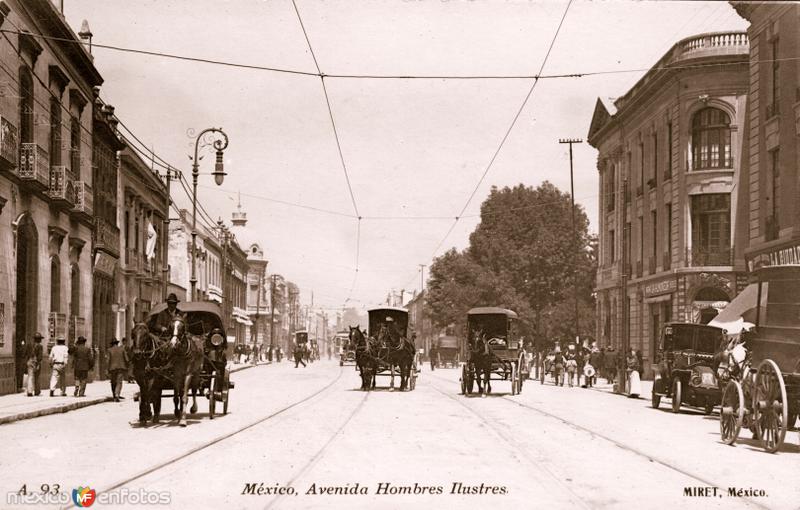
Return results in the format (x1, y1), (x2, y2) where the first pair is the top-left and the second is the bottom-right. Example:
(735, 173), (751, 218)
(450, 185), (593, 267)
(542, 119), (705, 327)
(708, 283), (767, 335)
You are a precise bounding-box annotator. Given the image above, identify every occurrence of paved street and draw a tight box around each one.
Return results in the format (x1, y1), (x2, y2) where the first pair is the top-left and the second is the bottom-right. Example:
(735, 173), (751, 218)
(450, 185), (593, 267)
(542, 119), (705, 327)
(1, 360), (797, 509)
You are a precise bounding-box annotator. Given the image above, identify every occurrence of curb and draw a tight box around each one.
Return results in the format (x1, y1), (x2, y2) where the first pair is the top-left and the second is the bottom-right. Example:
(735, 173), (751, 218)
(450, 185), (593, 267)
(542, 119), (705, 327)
(0, 362), (265, 426)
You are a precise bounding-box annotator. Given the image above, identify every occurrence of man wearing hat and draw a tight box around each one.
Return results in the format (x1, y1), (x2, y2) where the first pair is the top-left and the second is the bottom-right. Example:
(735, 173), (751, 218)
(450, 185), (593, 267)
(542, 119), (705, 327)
(154, 293), (184, 335)
(107, 338), (129, 402)
(69, 336), (95, 397)
(25, 332), (44, 396)
(49, 337), (69, 397)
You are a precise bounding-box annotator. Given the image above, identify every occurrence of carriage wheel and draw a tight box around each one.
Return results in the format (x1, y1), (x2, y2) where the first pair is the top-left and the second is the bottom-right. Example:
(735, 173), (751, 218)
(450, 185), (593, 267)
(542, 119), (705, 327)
(671, 378), (682, 414)
(460, 365), (467, 395)
(753, 359), (787, 454)
(209, 372), (217, 420)
(720, 380), (744, 446)
(516, 353), (525, 394)
(510, 364), (517, 396)
(222, 369), (230, 415)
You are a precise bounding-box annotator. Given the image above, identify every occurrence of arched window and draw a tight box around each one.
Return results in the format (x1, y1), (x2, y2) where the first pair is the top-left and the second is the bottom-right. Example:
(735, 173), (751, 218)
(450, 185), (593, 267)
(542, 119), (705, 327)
(70, 263), (80, 318)
(50, 256), (61, 313)
(692, 107), (732, 170)
(19, 66), (34, 144)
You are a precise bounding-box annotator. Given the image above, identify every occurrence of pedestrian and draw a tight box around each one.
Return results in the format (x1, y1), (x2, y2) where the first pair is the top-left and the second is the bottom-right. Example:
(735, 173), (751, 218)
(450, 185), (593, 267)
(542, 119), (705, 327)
(626, 347), (642, 397)
(293, 343), (307, 368)
(429, 343), (437, 371)
(252, 344), (259, 365)
(122, 337), (135, 383)
(25, 332), (44, 396)
(49, 338), (69, 397)
(107, 338), (129, 402)
(69, 336), (95, 397)
(590, 346), (602, 388)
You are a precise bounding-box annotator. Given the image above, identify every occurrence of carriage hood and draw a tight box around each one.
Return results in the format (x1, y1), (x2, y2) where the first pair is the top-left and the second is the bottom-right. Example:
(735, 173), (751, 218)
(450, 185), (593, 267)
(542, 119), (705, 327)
(146, 302), (227, 340)
(367, 307), (409, 338)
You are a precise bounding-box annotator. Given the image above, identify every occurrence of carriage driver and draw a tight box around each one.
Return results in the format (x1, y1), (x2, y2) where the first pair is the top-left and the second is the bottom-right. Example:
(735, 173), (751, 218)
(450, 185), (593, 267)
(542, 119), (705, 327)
(154, 293), (185, 335)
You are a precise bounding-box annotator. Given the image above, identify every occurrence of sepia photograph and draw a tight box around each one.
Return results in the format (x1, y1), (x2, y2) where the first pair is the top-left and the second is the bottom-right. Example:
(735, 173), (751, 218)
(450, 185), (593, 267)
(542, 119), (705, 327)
(0, 0), (797, 508)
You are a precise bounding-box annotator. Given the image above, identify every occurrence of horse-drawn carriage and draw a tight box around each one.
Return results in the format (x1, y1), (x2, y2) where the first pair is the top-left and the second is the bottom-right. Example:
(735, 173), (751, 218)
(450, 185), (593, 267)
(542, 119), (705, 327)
(436, 335), (459, 368)
(334, 330), (357, 367)
(348, 307), (419, 391)
(719, 265), (800, 453)
(133, 301), (233, 426)
(460, 307), (527, 396)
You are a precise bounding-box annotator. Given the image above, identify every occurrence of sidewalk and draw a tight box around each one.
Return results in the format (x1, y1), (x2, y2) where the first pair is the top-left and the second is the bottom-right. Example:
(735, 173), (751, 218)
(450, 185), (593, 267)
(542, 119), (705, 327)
(0, 361), (264, 426)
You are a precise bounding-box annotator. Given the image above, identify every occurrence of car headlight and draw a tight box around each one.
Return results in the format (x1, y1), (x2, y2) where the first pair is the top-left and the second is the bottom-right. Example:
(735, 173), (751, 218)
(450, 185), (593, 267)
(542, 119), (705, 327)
(210, 333), (224, 347)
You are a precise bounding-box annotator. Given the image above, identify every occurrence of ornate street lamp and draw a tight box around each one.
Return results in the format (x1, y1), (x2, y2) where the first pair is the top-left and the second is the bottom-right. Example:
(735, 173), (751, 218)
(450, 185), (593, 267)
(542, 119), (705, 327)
(190, 128), (229, 301)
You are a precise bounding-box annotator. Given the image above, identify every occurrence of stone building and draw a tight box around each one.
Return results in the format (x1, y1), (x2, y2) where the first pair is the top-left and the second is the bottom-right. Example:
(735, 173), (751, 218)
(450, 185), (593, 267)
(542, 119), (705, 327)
(91, 99), (124, 377)
(732, 4), (800, 273)
(0, 0), (102, 394)
(587, 31), (750, 377)
(116, 146), (168, 338)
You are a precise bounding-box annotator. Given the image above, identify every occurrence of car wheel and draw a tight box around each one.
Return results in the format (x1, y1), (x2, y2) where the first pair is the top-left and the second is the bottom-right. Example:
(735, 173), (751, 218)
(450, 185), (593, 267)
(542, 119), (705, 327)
(671, 378), (682, 414)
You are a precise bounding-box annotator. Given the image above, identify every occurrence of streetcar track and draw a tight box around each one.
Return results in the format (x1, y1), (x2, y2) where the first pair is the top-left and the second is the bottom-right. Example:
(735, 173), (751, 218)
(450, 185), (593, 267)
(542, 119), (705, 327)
(62, 365), (346, 510)
(264, 390), (371, 510)
(426, 377), (593, 510)
(429, 372), (771, 510)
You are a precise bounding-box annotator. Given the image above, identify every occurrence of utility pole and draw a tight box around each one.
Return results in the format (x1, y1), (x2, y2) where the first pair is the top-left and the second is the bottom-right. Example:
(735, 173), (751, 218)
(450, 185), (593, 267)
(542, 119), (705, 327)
(269, 274), (276, 360)
(418, 263), (426, 348)
(559, 138), (583, 345)
(162, 167), (180, 301)
(619, 177), (630, 394)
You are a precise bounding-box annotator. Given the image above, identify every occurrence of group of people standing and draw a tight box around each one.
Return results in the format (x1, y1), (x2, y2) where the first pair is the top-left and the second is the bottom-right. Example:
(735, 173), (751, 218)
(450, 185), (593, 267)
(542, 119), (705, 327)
(540, 342), (644, 394)
(24, 332), (133, 401)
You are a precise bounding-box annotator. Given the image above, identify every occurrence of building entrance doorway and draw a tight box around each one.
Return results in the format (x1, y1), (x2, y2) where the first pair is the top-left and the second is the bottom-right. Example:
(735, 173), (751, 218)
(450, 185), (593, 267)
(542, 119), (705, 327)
(14, 214), (38, 390)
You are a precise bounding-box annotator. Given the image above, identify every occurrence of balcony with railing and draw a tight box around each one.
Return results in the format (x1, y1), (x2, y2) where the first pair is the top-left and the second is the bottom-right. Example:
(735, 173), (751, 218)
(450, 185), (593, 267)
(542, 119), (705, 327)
(18, 143), (49, 190)
(72, 181), (93, 220)
(0, 116), (17, 170)
(689, 247), (732, 267)
(48, 166), (75, 208)
(95, 219), (120, 257)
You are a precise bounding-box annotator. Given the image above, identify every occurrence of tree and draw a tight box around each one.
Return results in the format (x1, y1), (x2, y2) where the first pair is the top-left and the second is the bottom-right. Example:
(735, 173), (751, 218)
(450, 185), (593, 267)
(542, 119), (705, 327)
(425, 182), (596, 350)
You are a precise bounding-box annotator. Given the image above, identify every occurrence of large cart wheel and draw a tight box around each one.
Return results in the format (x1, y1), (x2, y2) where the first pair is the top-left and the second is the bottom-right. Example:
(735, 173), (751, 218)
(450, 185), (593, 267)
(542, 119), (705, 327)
(516, 353), (525, 394)
(222, 369), (230, 415)
(671, 378), (682, 414)
(720, 380), (744, 445)
(460, 364), (467, 395)
(753, 359), (787, 454)
(209, 372), (217, 420)
(510, 364), (518, 396)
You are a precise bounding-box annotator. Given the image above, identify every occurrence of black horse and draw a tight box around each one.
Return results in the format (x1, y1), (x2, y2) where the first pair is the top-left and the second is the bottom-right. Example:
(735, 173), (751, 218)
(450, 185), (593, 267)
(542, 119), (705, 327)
(469, 331), (494, 397)
(166, 317), (204, 427)
(131, 322), (168, 424)
(377, 325), (415, 391)
(350, 326), (376, 391)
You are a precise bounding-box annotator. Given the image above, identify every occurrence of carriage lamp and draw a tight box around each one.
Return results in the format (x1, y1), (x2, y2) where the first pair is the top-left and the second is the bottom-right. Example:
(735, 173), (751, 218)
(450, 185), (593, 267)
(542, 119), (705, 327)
(212, 149), (226, 185)
(210, 331), (224, 348)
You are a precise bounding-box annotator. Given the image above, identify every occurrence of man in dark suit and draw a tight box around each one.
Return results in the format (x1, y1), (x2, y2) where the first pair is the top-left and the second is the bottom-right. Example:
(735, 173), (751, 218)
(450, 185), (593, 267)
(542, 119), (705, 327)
(69, 337), (95, 397)
(153, 293), (184, 335)
(25, 332), (44, 396)
(107, 338), (129, 402)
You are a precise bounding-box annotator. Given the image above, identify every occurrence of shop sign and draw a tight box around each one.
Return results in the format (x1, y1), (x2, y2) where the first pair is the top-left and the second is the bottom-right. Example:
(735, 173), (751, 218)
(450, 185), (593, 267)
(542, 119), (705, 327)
(747, 242), (800, 272)
(644, 278), (677, 298)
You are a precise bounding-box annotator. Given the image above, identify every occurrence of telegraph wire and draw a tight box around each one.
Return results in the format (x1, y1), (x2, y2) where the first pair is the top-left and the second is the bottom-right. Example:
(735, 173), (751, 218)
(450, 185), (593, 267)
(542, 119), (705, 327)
(427, 0), (574, 262)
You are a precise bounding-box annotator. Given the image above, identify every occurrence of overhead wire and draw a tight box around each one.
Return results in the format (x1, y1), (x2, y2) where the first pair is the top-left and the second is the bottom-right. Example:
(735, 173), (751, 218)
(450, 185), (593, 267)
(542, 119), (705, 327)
(426, 0), (575, 265)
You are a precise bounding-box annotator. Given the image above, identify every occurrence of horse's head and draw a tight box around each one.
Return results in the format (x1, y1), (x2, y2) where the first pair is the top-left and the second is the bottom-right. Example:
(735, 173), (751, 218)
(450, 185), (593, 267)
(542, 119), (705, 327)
(168, 317), (186, 350)
(131, 322), (152, 356)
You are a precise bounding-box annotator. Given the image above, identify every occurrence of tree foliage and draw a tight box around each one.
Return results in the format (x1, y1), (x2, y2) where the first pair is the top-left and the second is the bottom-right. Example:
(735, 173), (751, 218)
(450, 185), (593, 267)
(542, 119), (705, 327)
(426, 182), (596, 348)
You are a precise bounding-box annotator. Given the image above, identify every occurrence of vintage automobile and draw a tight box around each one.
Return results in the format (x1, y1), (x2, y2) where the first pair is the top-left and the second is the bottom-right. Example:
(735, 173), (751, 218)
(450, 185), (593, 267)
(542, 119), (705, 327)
(651, 322), (726, 414)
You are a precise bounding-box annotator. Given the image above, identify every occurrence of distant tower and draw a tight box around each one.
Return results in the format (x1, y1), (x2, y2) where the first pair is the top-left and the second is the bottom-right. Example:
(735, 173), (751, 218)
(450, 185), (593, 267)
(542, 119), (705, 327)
(231, 192), (247, 227)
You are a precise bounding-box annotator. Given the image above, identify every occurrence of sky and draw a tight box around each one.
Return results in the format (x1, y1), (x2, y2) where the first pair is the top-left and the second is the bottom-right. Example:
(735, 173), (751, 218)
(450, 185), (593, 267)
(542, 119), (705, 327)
(61, 0), (748, 312)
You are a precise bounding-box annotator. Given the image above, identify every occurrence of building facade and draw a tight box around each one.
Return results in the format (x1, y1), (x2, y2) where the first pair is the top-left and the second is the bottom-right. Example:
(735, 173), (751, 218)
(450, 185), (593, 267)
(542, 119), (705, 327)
(588, 32), (750, 377)
(0, 0), (102, 394)
(91, 99), (124, 377)
(733, 4), (800, 273)
(116, 146), (168, 338)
